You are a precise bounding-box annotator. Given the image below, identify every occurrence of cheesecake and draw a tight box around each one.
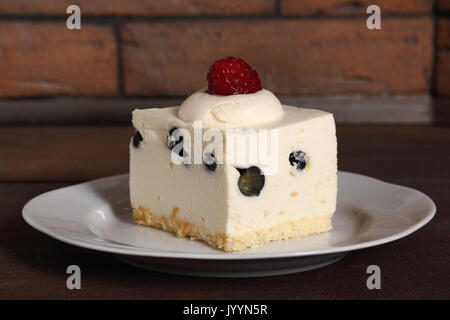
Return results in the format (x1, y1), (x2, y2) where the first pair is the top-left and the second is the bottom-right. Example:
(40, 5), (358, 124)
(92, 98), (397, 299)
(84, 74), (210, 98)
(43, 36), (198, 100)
(130, 57), (337, 252)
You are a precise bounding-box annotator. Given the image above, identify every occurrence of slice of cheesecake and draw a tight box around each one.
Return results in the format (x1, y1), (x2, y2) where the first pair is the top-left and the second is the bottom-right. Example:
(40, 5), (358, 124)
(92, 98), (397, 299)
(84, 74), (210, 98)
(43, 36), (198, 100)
(130, 57), (337, 252)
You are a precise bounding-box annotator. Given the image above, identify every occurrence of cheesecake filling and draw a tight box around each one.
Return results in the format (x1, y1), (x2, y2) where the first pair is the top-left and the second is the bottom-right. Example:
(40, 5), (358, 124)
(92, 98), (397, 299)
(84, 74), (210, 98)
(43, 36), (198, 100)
(131, 106), (337, 248)
(178, 88), (284, 128)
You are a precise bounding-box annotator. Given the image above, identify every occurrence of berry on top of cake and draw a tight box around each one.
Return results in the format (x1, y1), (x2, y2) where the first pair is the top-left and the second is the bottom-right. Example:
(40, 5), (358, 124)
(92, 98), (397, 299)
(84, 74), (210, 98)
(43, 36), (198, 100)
(179, 57), (283, 129)
(207, 57), (262, 95)
(130, 57), (337, 252)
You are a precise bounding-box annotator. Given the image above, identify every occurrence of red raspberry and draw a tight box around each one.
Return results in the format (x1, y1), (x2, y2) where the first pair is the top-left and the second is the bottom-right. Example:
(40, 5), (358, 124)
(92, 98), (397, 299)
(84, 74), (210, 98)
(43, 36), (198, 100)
(207, 57), (262, 95)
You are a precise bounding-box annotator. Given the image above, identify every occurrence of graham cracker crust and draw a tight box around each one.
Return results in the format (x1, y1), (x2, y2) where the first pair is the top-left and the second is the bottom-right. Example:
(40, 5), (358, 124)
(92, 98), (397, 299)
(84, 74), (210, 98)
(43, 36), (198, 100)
(133, 206), (332, 252)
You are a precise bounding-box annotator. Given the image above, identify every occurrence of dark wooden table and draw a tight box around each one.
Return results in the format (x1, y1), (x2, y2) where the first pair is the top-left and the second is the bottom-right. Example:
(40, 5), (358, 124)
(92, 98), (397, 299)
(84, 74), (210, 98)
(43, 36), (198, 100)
(1, 125), (449, 299)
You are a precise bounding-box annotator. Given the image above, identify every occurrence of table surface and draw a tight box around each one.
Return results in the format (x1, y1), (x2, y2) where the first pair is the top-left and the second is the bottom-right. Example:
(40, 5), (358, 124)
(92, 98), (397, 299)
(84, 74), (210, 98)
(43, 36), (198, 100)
(1, 125), (449, 299)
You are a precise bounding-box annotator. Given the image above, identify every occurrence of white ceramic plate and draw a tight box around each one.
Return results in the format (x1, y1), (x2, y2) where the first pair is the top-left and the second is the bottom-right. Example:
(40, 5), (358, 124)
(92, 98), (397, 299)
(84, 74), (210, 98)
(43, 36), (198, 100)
(22, 172), (436, 278)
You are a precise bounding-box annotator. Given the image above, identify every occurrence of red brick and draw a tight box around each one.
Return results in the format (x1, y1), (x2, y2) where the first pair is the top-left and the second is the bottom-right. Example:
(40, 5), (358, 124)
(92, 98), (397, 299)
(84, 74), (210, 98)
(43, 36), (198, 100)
(122, 19), (433, 96)
(437, 0), (450, 11)
(437, 51), (450, 96)
(0, 23), (117, 97)
(439, 19), (450, 48)
(0, 0), (274, 15)
(281, 0), (432, 15)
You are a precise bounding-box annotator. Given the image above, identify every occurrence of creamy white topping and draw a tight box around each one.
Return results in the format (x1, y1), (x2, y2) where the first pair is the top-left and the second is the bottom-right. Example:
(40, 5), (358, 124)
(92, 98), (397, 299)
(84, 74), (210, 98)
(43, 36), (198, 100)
(178, 88), (284, 128)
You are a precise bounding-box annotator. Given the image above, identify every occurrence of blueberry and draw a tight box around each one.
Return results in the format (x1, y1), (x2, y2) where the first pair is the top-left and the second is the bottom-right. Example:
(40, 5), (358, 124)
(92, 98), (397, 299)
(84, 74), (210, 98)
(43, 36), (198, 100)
(132, 130), (143, 148)
(236, 166), (265, 197)
(167, 127), (183, 150)
(289, 150), (308, 171)
(203, 152), (217, 172)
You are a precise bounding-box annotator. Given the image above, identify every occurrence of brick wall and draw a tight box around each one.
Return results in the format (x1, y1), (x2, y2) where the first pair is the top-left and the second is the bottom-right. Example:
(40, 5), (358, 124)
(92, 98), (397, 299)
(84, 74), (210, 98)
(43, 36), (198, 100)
(437, 0), (450, 96)
(0, 0), (439, 100)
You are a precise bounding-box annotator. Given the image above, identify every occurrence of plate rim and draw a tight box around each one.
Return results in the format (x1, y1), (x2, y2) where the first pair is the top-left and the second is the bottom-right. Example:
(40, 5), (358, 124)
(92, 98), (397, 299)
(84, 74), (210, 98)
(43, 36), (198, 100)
(22, 171), (436, 260)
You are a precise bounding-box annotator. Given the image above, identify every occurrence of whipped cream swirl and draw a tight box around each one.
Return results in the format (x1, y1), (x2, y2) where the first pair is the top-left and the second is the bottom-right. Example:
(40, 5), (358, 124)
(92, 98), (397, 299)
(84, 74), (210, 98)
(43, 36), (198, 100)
(178, 88), (284, 128)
